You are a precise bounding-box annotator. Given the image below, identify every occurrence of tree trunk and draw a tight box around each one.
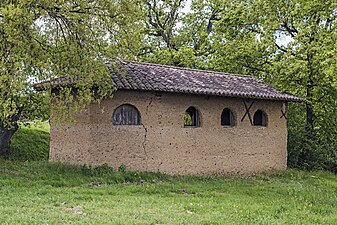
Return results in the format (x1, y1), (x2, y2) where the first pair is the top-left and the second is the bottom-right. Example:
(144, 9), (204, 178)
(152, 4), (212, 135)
(0, 111), (21, 155)
(306, 52), (315, 137)
(0, 123), (18, 155)
(306, 102), (314, 130)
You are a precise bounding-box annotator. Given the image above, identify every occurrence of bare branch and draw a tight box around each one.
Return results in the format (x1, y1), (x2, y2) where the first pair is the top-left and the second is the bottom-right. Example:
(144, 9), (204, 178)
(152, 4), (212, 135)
(145, 0), (183, 49)
(244, 63), (268, 73)
(273, 41), (298, 58)
(36, 4), (119, 19)
(281, 21), (298, 38)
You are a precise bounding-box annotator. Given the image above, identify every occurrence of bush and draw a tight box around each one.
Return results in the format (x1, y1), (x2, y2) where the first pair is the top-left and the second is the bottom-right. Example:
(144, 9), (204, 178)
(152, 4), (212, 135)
(287, 104), (337, 173)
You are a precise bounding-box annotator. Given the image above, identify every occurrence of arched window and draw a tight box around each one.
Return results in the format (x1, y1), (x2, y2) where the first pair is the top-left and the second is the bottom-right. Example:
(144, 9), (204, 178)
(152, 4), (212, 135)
(184, 106), (200, 127)
(112, 104), (140, 125)
(221, 108), (235, 127)
(253, 110), (267, 127)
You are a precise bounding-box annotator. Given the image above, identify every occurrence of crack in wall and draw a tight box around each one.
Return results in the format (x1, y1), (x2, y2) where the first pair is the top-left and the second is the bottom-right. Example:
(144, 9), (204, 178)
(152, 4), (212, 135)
(142, 95), (154, 170)
(142, 124), (149, 170)
(146, 94), (154, 113)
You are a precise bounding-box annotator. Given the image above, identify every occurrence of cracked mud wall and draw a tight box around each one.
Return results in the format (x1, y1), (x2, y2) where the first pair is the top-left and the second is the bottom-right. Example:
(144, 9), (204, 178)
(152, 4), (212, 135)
(50, 90), (288, 175)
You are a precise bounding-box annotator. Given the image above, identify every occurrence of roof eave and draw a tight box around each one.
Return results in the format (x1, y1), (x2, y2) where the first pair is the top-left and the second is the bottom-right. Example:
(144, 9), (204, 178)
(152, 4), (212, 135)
(118, 87), (305, 102)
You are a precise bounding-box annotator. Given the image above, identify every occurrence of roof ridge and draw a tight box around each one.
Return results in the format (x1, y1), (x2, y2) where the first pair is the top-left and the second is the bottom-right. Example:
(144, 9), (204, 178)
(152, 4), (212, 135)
(126, 60), (254, 79)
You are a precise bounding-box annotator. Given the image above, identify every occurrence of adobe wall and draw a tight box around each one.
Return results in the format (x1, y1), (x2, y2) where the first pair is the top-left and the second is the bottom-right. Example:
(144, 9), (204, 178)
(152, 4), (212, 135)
(50, 90), (288, 175)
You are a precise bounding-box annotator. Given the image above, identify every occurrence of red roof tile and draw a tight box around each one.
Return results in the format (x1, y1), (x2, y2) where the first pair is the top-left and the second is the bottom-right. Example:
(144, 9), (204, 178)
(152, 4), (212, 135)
(35, 61), (304, 102)
(110, 61), (303, 102)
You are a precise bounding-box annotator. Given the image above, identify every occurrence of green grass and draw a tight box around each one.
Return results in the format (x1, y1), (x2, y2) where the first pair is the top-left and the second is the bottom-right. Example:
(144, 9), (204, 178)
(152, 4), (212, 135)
(0, 125), (336, 224)
(0, 161), (336, 224)
(9, 122), (50, 161)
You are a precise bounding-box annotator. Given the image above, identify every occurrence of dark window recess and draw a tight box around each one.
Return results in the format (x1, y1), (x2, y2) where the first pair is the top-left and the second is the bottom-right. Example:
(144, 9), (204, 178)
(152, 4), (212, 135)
(253, 110), (267, 126)
(184, 107), (200, 127)
(221, 108), (235, 127)
(112, 104), (140, 125)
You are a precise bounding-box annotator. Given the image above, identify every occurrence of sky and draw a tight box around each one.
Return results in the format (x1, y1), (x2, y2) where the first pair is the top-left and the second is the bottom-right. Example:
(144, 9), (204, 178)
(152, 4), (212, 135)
(181, 0), (192, 14)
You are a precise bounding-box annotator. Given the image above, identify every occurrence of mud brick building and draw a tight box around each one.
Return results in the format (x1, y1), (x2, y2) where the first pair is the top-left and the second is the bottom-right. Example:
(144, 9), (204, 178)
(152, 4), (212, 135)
(41, 61), (303, 175)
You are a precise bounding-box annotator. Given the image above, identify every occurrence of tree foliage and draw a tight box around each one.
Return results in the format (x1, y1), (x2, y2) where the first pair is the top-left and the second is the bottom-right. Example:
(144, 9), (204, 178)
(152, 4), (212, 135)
(1, 0), (336, 170)
(141, 0), (337, 170)
(0, 0), (142, 154)
(210, 0), (337, 169)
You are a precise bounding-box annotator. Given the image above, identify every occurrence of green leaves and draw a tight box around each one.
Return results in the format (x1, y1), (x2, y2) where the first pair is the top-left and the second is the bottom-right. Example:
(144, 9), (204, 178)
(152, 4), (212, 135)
(139, 0), (337, 169)
(1, 0), (336, 167)
(0, 0), (143, 128)
(210, 0), (337, 169)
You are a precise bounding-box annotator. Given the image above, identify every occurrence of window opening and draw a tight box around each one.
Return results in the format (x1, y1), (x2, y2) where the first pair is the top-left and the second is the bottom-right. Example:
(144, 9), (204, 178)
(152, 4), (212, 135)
(253, 110), (267, 126)
(184, 106), (200, 127)
(112, 104), (140, 125)
(221, 108), (235, 127)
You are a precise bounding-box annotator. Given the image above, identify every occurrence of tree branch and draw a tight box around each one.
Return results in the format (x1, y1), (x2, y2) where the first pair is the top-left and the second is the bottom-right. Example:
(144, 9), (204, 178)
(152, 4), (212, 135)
(281, 21), (298, 38)
(207, 9), (222, 35)
(274, 41), (297, 57)
(36, 4), (119, 19)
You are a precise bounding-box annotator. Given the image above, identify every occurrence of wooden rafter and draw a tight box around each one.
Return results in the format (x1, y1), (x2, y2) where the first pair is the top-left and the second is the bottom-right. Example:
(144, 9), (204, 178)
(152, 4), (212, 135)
(280, 102), (288, 120)
(241, 99), (255, 125)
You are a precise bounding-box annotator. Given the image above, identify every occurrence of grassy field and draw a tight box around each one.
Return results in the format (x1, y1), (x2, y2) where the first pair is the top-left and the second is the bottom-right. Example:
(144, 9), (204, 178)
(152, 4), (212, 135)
(0, 125), (336, 224)
(9, 122), (50, 161)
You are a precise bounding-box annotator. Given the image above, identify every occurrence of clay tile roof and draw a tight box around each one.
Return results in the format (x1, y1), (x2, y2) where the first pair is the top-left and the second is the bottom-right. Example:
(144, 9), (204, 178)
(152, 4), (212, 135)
(108, 61), (303, 102)
(35, 60), (303, 102)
